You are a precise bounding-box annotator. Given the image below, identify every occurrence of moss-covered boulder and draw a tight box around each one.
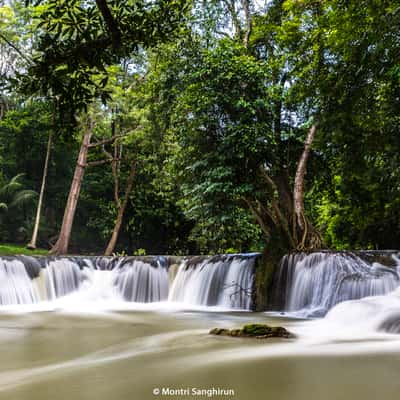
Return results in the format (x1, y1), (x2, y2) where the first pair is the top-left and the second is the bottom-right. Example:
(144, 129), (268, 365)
(209, 323), (293, 339)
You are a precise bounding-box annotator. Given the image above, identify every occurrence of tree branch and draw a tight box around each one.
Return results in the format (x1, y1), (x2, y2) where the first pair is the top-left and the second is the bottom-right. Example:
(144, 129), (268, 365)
(243, 197), (271, 239)
(85, 158), (121, 167)
(95, 0), (122, 50)
(42, 37), (111, 67)
(258, 165), (279, 196)
(88, 134), (128, 148)
(223, 0), (242, 39)
(241, 0), (252, 48)
(0, 32), (31, 63)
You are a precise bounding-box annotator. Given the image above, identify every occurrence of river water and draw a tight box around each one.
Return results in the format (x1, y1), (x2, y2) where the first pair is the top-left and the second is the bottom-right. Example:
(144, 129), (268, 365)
(1, 254), (400, 400)
(1, 303), (400, 400)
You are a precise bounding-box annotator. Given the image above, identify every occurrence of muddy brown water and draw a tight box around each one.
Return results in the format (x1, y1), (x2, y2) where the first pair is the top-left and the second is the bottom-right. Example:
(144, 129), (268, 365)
(0, 309), (399, 400)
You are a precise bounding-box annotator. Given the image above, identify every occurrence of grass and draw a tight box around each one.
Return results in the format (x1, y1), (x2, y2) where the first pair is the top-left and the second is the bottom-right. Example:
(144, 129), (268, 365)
(0, 243), (48, 256)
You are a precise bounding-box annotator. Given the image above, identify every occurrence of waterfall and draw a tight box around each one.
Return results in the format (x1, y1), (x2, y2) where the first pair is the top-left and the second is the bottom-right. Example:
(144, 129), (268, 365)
(168, 255), (255, 309)
(272, 251), (400, 317)
(113, 259), (169, 302)
(0, 258), (40, 305)
(45, 259), (85, 299)
(0, 254), (256, 309)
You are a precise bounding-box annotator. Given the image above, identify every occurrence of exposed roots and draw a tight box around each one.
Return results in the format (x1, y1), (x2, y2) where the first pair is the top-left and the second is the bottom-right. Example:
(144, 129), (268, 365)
(295, 212), (323, 251)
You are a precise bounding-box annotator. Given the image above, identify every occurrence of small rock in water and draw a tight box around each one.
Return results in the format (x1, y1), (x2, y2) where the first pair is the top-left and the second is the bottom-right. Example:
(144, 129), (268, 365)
(209, 323), (294, 339)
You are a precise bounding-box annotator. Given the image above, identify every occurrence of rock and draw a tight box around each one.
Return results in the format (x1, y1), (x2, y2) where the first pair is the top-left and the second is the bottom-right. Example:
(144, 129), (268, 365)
(209, 323), (294, 339)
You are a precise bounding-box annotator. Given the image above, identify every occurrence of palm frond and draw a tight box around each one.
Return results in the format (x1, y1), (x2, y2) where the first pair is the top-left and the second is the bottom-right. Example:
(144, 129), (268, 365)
(9, 190), (37, 209)
(0, 173), (25, 198)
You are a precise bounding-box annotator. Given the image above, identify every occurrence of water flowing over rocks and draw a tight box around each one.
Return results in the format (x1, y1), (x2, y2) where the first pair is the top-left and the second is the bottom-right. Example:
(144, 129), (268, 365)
(0, 254), (256, 309)
(2, 251), (400, 318)
(168, 254), (256, 309)
(270, 251), (400, 317)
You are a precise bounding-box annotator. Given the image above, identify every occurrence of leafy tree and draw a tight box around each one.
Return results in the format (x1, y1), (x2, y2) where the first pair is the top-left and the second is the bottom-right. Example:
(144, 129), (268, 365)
(20, 0), (192, 254)
(289, 0), (400, 249)
(22, 0), (192, 119)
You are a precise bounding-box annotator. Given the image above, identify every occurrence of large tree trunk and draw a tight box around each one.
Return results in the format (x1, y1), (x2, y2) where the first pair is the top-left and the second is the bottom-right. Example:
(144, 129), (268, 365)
(293, 124), (322, 249)
(294, 124), (317, 230)
(27, 130), (53, 250)
(50, 118), (94, 255)
(104, 162), (136, 256)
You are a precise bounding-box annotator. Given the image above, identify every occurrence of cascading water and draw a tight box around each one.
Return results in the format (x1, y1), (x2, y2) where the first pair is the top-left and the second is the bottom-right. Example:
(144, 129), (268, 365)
(45, 259), (85, 299)
(0, 256), (170, 306)
(0, 254), (256, 309)
(272, 251), (400, 317)
(113, 258), (169, 302)
(168, 255), (255, 309)
(0, 258), (40, 305)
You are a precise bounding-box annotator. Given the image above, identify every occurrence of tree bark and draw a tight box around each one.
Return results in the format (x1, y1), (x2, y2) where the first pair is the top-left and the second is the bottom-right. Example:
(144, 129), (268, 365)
(104, 162), (136, 256)
(50, 118), (94, 255)
(294, 124), (317, 231)
(27, 130), (53, 249)
(223, 0), (242, 39)
(95, 0), (122, 49)
(242, 0), (252, 48)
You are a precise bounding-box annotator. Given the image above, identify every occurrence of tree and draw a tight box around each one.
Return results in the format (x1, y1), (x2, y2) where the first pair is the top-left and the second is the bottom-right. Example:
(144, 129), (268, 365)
(22, 0), (192, 119)
(0, 2), (34, 119)
(279, 0), (400, 249)
(49, 113), (95, 254)
(21, 0), (192, 254)
(2, 0), (400, 257)
(26, 128), (53, 249)
(153, 1), (324, 257)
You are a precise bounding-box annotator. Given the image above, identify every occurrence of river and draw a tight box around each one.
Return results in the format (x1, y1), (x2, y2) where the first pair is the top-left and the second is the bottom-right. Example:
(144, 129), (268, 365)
(1, 253), (400, 400)
(0, 303), (400, 400)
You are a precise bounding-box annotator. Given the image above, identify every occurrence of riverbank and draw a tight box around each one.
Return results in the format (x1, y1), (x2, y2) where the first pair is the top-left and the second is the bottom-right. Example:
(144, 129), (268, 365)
(0, 243), (48, 256)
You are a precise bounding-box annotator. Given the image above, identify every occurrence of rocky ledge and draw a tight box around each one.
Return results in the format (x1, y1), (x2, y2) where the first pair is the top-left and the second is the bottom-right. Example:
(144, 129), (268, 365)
(209, 323), (294, 339)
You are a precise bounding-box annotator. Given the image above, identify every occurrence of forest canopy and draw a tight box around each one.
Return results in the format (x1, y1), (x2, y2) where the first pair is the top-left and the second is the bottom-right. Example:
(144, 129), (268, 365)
(0, 0), (399, 255)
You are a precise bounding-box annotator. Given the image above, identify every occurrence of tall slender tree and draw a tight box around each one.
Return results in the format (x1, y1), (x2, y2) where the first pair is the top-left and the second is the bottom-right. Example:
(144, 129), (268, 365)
(22, 0), (191, 254)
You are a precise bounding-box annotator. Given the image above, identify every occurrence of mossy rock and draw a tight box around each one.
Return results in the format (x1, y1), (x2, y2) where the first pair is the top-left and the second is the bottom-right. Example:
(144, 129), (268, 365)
(209, 323), (293, 339)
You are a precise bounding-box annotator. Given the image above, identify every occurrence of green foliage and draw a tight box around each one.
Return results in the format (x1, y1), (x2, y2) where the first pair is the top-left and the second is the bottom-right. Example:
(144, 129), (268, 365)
(2, 0), (400, 254)
(153, 37), (271, 252)
(20, 0), (192, 122)
(0, 173), (37, 242)
(133, 248), (146, 256)
(0, 173), (36, 212)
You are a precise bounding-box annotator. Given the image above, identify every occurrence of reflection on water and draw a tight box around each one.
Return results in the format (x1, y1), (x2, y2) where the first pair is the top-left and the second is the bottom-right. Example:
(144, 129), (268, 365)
(0, 308), (400, 400)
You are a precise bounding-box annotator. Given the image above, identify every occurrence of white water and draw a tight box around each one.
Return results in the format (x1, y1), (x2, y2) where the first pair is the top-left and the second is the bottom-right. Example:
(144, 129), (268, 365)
(0, 255), (255, 310)
(0, 259), (40, 305)
(274, 252), (400, 317)
(114, 260), (169, 302)
(168, 256), (254, 309)
(45, 259), (85, 299)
